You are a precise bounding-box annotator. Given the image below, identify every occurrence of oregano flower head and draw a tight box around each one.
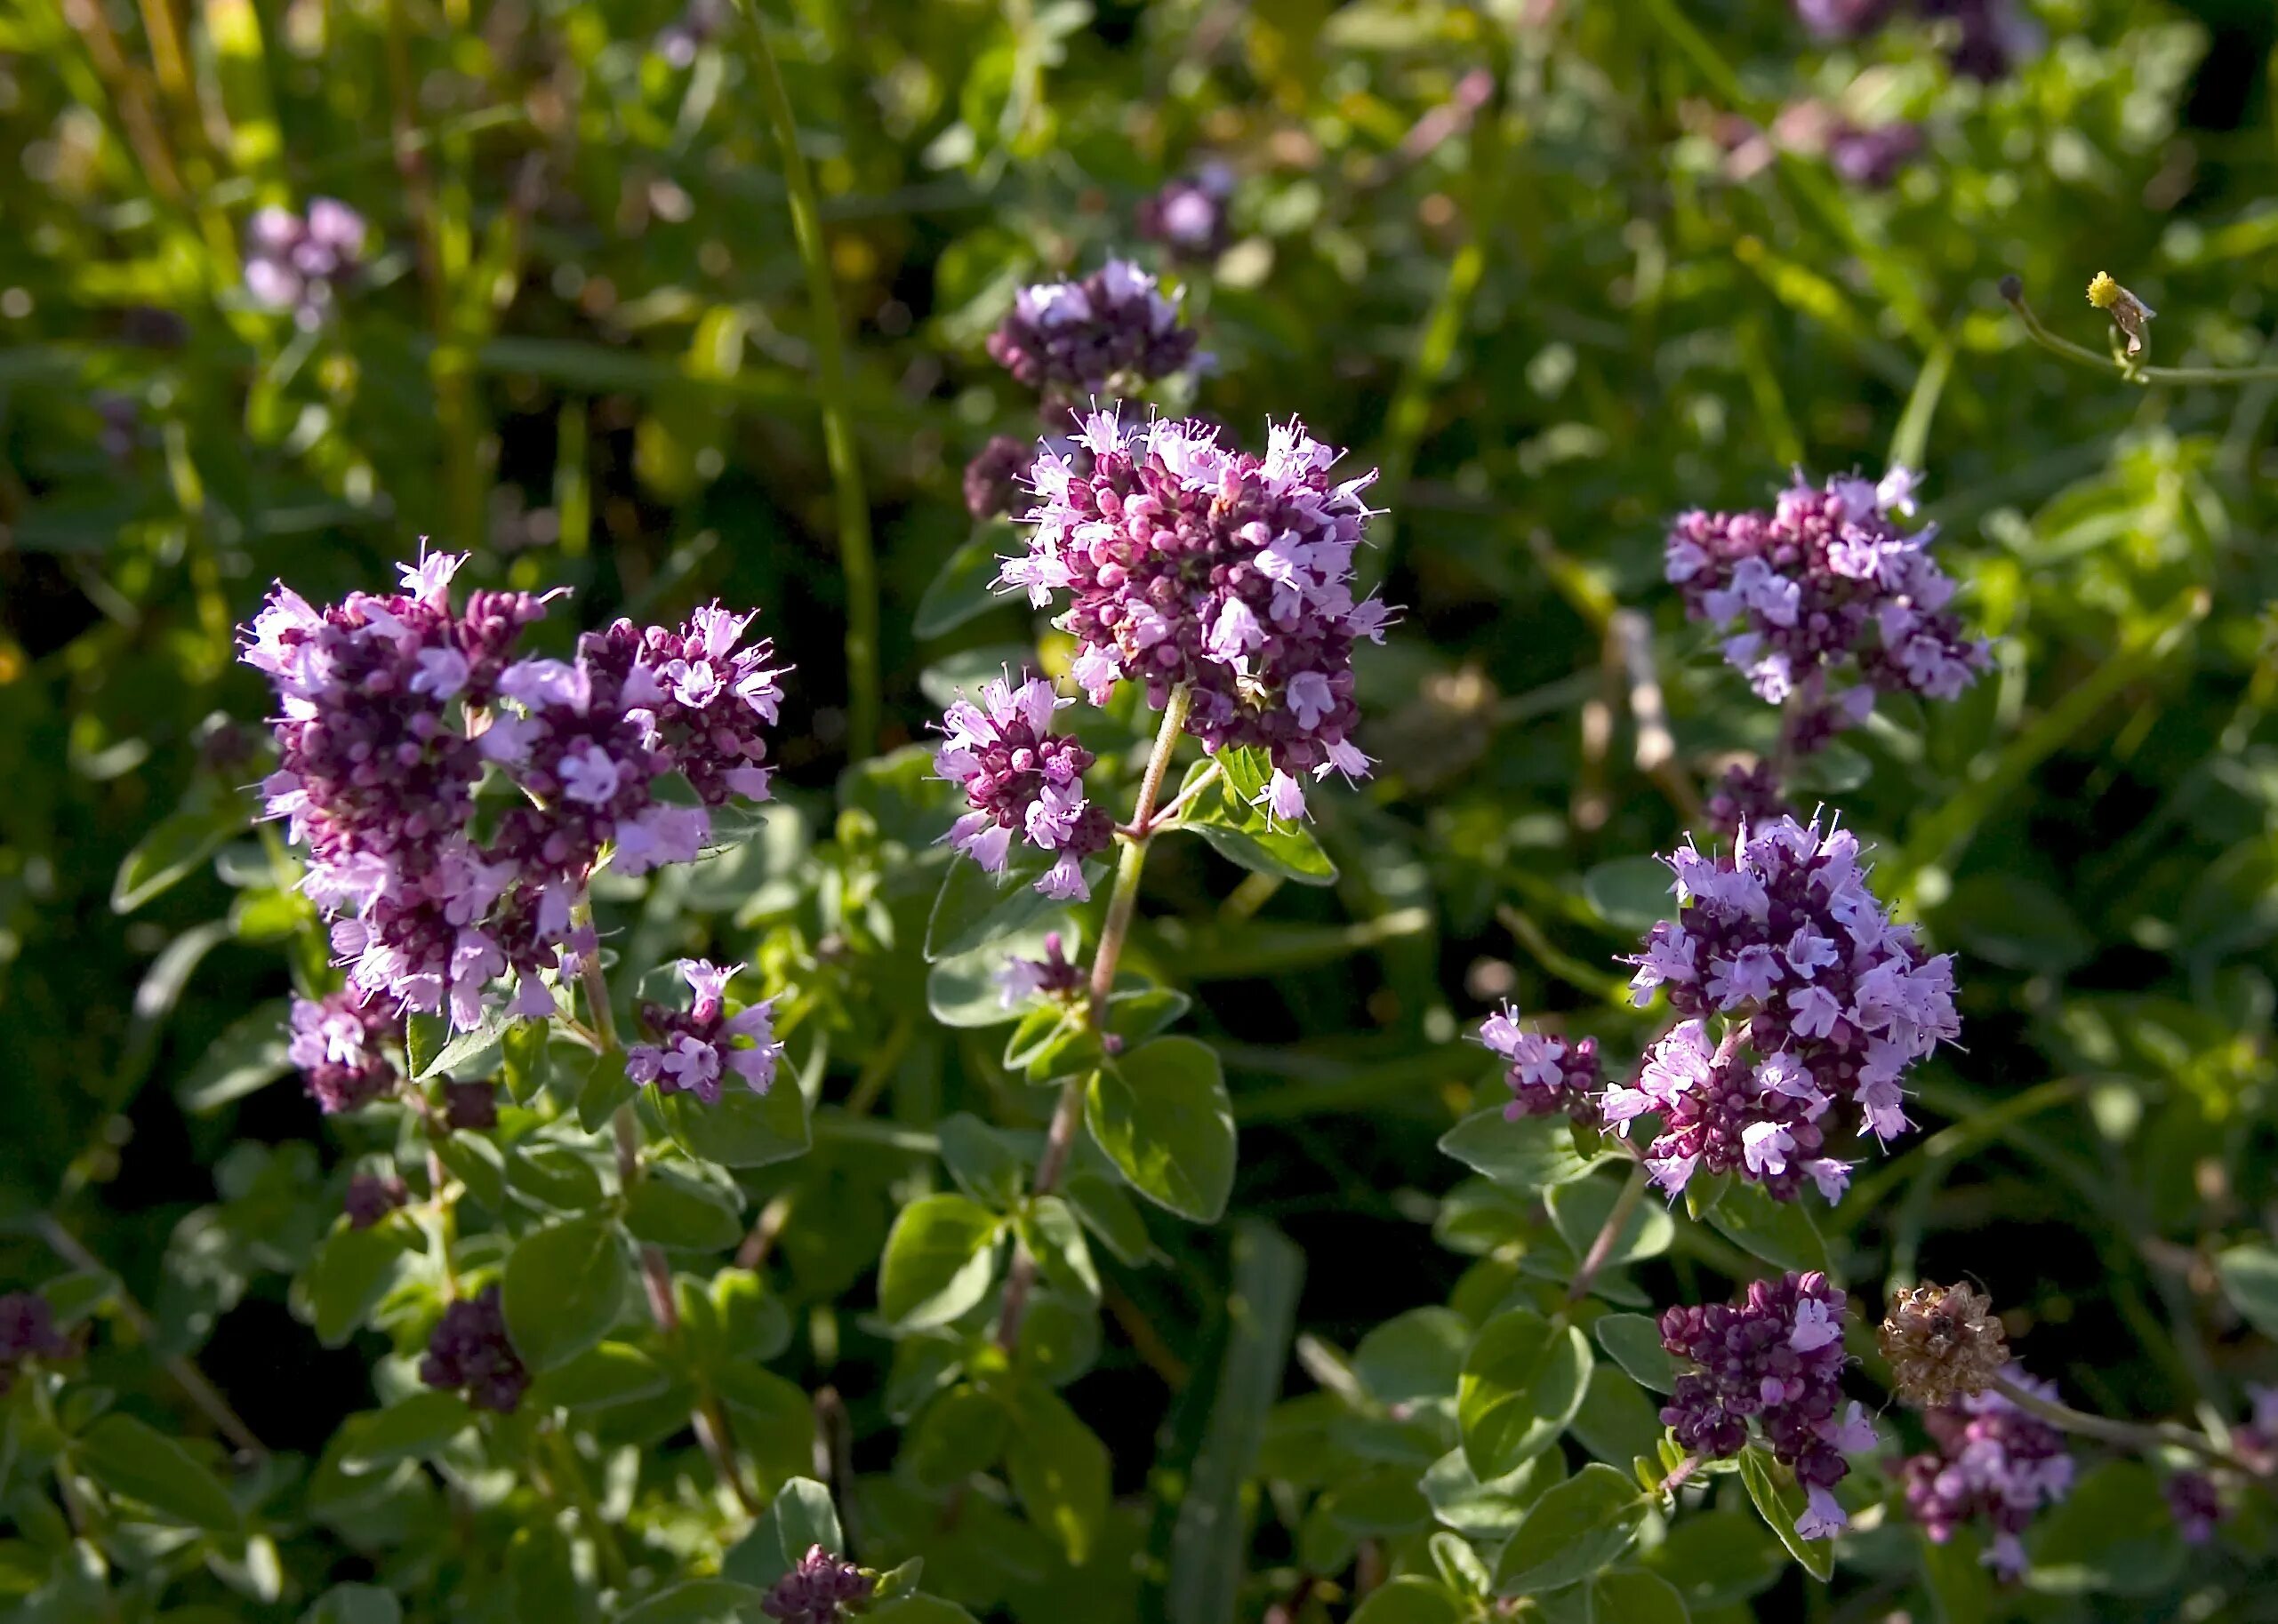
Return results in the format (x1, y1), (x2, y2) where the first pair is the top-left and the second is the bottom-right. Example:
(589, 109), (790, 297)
(1897, 1372), (2074, 1579)
(288, 988), (400, 1114)
(418, 1285), (528, 1414)
(1659, 1270), (1874, 1540)
(1003, 409), (1392, 822)
(625, 959), (783, 1103)
(934, 676), (1112, 900)
(986, 259), (1198, 400)
(1478, 1004), (1601, 1123)
(761, 1545), (873, 1623)
(244, 198), (366, 328)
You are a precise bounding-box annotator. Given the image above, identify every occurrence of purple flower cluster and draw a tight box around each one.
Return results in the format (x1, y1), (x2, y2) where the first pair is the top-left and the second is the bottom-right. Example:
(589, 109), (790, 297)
(1002, 410), (1392, 822)
(344, 1172), (408, 1230)
(443, 1081), (498, 1132)
(419, 1284), (528, 1413)
(986, 260), (1198, 400)
(965, 434), (1032, 521)
(1479, 1004), (1601, 1123)
(1666, 470), (1988, 751)
(761, 1545), (873, 1623)
(245, 199), (366, 329)
(244, 556), (785, 1032)
(1706, 761), (1794, 841)
(1897, 1373), (2075, 1579)
(935, 676), (1112, 900)
(1660, 1271), (1875, 1540)
(996, 931), (1087, 1008)
(0, 1292), (76, 1393)
(1793, 0), (2034, 83)
(1611, 815), (1959, 1201)
(1137, 164), (1235, 263)
(289, 988), (400, 1113)
(625, 959), (783, 1103)
(2165, 1469), (2224, 1545)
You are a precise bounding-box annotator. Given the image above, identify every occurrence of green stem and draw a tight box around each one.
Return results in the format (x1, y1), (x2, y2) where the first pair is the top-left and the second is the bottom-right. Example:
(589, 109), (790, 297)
(543, 1423), (630, 1589)
(1566, 1164), (1650, 1305)
(996, 689), (1191, 1354)
(736, 0), (878, 759)
(1991, 1372), (2246, 1472)
(2001, 277), (2278, 386)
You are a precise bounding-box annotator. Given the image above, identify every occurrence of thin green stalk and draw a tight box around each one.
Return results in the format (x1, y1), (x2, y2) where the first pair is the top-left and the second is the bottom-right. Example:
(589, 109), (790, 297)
(543, 1423), (630, 1588)
(735, 0), (878, 759)
(2001, 276), (2278, 386)
(1992, 1372), (2246, 1471)
(1566, 1164), (1649, 1304)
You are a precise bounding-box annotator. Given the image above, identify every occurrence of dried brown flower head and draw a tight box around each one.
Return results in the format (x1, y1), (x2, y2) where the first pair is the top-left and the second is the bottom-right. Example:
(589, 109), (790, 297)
(1881, 1280), (2010, 1406)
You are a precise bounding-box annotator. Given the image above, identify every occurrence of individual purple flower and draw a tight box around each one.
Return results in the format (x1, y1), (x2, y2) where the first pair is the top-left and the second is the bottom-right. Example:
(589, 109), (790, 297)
(761, 1545), (874, 1623)
(288, 988), (400, 1113)
(986, 259), (1199, 400)
(2164, 1469), (2225, 1545)
(935, 675), (1113, 900)
(966, 434), (1033, 522)
(1660, 1271), (1872, 1539)
(1827, 119), (1923, 188)
(1477, 1004), (1601, 1123)
(344, 1172), (409, 1230)
(0, 1292), (78, 1394)
(419, 1284), (528, 1413)
(1919, 0), (2037, 81)
(1004, 410), (1392, 823)
(654, 0), (730, 65)
(1897, 1372), (2075, 1580)
(997, 931), (1087, 1008)
(1137, 164), (1235, 263)
(1615, 814), (1957, 1201)
(624, 959), (783, 1104)
(1667, 469), (1987, 753)
(1793, 0), (1900, 36)
(244, 198), (367, 328)
(443, 1082), (498, 1132)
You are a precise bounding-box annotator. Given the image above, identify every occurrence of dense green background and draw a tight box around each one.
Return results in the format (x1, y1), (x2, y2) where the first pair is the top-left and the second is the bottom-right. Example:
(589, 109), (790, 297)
(5, 0), (2278, 1618)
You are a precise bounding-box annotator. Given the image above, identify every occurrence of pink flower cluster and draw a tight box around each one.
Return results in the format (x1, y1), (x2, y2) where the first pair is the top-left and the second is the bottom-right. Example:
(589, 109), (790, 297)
(625, 959), (783, 1103)
(1610, 814), (1959, 1202)
(1666, 470), (1988, 752)
(288, 986), (400, 1113)
(244, 555), (785, 1031)
(986, 260), (1198, 400)
(244, 199), (366, 329)
(1000, 410), (1391, 822)
(1660, 1271), (1875, 1540)
(935, 676), (1112, 900)
(1897, 1372), (2075, 1579)
(1479, 1004), (1601, 1123)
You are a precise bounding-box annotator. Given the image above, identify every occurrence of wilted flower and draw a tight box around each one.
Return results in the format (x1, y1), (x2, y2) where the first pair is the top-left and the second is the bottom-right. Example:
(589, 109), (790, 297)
(288, 988), (400, 1113)
(1137, 164), (1235, 262)
(625, 959), (783, 1104)
(419, 1285), (528, 1413)
(1880, 1280), (2009, 1405)
(934, 676), (1113, 900)
(1668, 470), (1988, 750)
(1004, 409), (1392, 823)
(0, 1292), (77, 1393)
(1612, 814), (1958, 1201)
(344, 1172), (409, 1230)
(1659, 1271), (1873, 1539)
(987, 259), (1198, 400)
(1478, 1004), (1601, 1123)
(761, 1545), (874, 1623)
(2087, 271), (2156, 358)
(244, 199), (366, 329)
(1897, 1371), (2074, 1578)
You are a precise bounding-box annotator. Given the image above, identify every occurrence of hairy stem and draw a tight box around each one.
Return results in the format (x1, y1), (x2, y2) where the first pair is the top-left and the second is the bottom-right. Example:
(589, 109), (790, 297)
(996, 688), (1191, 1353)
(1991, 1372), (2247, 1472)
(1566, 1163), (1650, 1305)
(736, 0), (879, 759)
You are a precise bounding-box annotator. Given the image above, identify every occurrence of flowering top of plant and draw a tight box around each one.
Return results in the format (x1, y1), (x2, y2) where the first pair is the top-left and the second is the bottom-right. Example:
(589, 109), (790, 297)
(0, 1293), (76, 1393)
(1001, 410), (1392, 822)
(625, 959), (783, 1102)
(1137, 164), (1235, 262)
(1666, 469), (1988, 749)
(418, 1284), (528, 1414)
(1660, 1270), (1875, 1540)
(996, 931), (1086, 1008)
(934, 676), (1112, 900)
(760, 1546), (874, 1622)
(243, 554), (785, 1030)
(986, 260), (1198, 398)
(244, 198), (366, 329)
(1897, 1372), (2075, 1578)
(1610, 814), (1959, 1201)
(288, 986), (399, 1114)
(1479, 1004), (1600, 1123)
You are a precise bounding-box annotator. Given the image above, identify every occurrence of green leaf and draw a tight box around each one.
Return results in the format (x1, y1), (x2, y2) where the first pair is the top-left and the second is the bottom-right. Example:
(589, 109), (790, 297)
(500, 1020), (553, 1105)
(625, 1163), (747, 1252)
(1005, 1380), (1110, 1565)
(2028, 1459), (2184, 1596)
(1421, 1446), (1563, 1542)
(1921, 1529), (1993, 1624)
(1489, 1462), (1648, 1596)
(1438, 1111), (1603, 1194)
(1354, 1308), (1471, 1411)
(575, 1050), (638, 1133)
(1347, 1577), (1466, 1624)
(1592, 1314), (1679, 1393)
(76, 1414), (240, 1532)
(1018, 1196), (1100, 1304)
(1175, 748), (1338, 885)
(1704, 1182), (1830, 1276)
(506, 1143), (607, 1212)
(174, 999), (293, 1113)
(926, 852), (1094, 963)
(335, 1391), (475, 1473)
(1456, 1308), (1592, 1479)
(2215, 1244), (2278, 1339)
(1568, 1364), (1664, 1468)
(1562, 1572), (1691, 1624)
(714, 1365), (820, 1489)
(1063, 1170), (1153, 1267)
(436, 1132), (507, 1211)
(914, 519), (1016, 638)
(726, 1476), (846, 1591)
(1580, 855), (1674, 934)
(938, 1113), (1030, 1208)
(527, 1341), (670, 1412)
(1547, 1176), (1673, 1270)
(508, 1523), (596, 1622)
(658, 1077), (812, 1169)
(301, 1221), (410, 1348)
(301, 1584), (404, 1624)
(113, 791), (251, 913)
(1641, 1507), (1786, 1611)
(708, 1268), (792, 1364)
(1084, 1036), (1237, 1222)
(415, 1008), (512, 1081)
(501, 1216), (630, 1372)
(405, 1013), (447, 1082)
(904, 1383), (1011, 1493)
(613, 1580), (770, 1624)
(865, 1601), (983, 1624)
(1739, 1445), (1833, 1582)
(878, 1194), (1003, 1330)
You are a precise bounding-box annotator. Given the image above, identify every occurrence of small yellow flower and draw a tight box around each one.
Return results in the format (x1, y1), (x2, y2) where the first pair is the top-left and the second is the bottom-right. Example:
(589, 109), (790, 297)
(2086, 270), (2156, 356)
(2085, 271), (2121, 309)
